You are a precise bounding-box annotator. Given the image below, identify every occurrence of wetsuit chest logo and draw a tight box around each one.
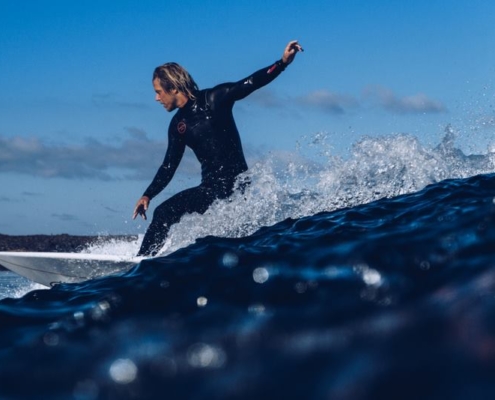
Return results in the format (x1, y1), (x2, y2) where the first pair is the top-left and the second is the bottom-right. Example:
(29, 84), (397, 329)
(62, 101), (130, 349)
(177, 121), (187, 134)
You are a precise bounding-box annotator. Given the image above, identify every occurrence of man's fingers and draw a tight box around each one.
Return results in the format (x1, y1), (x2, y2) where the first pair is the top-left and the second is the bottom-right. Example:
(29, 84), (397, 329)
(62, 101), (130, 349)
(139, 204), (148, 220)
(133, 203), (147, 220)
(282, 40), (304, 64)
(290, 41), (303, 52)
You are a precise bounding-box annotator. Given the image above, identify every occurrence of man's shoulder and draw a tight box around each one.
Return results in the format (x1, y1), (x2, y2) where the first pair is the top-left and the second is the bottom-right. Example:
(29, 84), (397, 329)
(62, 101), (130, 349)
(206, 83), (235, 106)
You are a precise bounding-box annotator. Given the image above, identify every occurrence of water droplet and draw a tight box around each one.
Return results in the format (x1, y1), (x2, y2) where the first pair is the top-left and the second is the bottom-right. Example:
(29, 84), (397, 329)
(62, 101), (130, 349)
(221, 252), (239, 268)
(69, 311), (86, 329)
(109, 358), (138, 384)
(363, 269), (382, 286)
(248, 303), (266, 315)
(355, 264), (382, 286)
(253, 267), (269, 284)
(420, 261), (431, 270)
(43, 332), (59, 347)
(90, 301), (111, 321)
(74, 311), (85, 322)
(294, 282), (308, 294)
(197, 296), (208, 307)
(187, 343), (226, 368)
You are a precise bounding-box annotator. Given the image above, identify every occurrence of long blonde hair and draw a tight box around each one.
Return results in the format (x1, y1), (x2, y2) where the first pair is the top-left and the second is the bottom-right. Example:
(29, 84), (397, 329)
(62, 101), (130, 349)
(153, 62), (199, 100)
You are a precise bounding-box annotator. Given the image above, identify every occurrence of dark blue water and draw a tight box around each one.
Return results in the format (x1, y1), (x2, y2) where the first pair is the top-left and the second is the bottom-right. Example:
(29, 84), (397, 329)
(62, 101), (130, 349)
(1, 170), (495, 399)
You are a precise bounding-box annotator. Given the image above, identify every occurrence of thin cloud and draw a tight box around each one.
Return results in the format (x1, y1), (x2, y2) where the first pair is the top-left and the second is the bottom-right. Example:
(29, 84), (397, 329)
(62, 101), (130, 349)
(103, 206), (121, 213)
(245, 90), (286, 108)
(0, 129), (199, 181)
(51, 213), (79, 221)
(92, 93), (149, 110)
(296, 90), (359, 114)
(233, 86), (444, 117)
(22, 191), (41, 197)
(364, 85), (446, 114)
(125, 126), (148, 139)
(242, 89), (359, 115)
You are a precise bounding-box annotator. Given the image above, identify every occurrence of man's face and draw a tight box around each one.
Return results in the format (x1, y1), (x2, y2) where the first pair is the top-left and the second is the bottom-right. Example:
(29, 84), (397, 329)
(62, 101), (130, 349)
(153, 78), (178, 112)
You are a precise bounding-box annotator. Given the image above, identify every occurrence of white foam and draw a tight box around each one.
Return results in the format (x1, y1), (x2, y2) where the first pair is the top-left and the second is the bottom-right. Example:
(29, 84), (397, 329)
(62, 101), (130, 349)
(152, 128), (495, 255)
(0, 271), (47, 300)
(81, 235), (143, 257)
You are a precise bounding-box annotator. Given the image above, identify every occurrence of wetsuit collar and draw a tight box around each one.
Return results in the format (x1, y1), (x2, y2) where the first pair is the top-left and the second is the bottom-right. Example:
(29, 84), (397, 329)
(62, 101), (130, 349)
(180, 91), (201, 112)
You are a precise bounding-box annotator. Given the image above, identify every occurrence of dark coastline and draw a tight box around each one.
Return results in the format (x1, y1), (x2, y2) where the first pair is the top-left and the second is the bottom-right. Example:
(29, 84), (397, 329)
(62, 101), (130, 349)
(0, 234), (137, 270)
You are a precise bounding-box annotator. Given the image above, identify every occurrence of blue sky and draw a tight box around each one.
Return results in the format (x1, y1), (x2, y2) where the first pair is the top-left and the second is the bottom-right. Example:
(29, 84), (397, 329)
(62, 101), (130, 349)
(1, 0), (494, 235)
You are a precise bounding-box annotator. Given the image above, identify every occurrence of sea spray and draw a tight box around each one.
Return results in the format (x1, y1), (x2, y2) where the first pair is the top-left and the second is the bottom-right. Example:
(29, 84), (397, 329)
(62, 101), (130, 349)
(155, 127), (495, 255)
(80, 127), (495, 257)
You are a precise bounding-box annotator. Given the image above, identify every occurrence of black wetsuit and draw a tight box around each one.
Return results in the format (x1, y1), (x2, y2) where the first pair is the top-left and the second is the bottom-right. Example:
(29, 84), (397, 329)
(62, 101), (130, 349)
(138, 59), (287, 256)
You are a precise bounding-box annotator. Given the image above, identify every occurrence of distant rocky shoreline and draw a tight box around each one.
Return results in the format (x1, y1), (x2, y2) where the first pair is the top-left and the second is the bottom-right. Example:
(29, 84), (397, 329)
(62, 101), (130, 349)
(0, 234), (137, 270)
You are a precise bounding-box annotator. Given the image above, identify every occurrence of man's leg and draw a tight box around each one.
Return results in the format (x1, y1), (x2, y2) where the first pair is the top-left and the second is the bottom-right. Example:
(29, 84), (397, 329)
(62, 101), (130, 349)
(137, 185), (218, 256)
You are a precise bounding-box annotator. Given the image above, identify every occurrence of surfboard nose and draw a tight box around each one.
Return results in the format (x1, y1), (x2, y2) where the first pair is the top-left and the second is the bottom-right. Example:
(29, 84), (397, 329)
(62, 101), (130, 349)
(0, 252), (139, 287)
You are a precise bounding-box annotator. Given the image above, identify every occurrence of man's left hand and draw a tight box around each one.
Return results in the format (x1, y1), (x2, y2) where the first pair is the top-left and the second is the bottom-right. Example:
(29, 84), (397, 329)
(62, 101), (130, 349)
(282, 40), (304, 65)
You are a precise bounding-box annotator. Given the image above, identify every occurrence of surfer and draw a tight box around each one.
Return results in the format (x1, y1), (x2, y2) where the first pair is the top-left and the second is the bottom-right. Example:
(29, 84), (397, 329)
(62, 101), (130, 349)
(133, 40), (304, 256)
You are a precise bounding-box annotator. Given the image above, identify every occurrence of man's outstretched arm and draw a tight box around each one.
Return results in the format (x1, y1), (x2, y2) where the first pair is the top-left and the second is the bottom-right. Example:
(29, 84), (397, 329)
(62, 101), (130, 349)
(213, 40), (304, 103)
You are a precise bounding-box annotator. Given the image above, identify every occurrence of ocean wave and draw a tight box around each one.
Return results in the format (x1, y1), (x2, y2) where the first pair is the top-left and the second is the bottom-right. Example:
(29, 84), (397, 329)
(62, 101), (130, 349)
(1, 129), (495, 399)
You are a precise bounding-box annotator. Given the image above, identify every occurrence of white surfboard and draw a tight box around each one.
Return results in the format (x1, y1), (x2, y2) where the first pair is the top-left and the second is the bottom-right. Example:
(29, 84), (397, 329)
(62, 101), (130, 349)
(0, 251), (142, 287)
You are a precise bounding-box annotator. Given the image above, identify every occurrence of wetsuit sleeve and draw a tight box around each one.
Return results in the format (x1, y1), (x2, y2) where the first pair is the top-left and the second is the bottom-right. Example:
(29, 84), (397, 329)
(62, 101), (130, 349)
(142, 124), (185, 200)
(211, 59), (287, 104)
